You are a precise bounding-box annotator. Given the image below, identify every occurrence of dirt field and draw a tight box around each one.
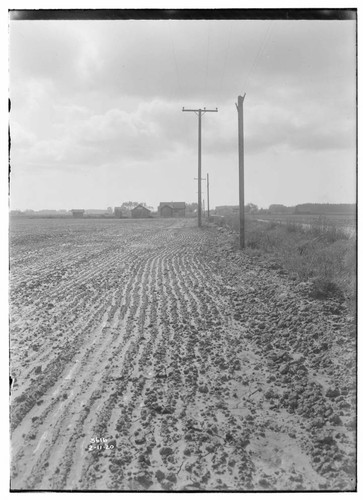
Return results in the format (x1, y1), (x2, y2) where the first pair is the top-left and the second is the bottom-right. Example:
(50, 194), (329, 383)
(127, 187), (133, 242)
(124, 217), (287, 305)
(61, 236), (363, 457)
(9, 218), (356, 491)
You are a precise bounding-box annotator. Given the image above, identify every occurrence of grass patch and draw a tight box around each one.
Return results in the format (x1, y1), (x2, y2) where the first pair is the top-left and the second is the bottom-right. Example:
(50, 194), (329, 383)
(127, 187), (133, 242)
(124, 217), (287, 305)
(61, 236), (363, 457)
(214, 215), (356, 311)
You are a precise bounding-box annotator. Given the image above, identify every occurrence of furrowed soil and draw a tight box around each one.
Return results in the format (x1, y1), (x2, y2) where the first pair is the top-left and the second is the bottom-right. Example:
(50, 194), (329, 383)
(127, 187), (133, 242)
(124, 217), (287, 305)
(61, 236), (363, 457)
(9, 218), (356, 491)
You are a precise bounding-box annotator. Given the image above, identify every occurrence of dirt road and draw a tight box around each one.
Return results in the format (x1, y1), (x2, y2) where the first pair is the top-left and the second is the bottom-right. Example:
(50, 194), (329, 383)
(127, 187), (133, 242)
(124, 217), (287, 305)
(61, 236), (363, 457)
(10, 218), (356, 491)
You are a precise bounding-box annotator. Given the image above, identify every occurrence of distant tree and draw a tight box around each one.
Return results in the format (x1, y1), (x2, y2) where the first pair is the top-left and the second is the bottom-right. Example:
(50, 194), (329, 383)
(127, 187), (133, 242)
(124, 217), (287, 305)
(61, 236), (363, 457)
(269, 204), (288, 214)
(295, 203), (355, 215)
(120, 201), (153, 214)
(245, 203), (258, 214)
(186, 203), (198, 214)
(121, 201), (141, 211)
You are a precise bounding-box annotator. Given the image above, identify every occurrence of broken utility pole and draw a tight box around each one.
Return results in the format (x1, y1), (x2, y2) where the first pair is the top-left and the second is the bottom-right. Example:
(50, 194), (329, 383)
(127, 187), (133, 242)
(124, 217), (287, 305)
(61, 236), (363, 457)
(182, 107), (218, 227)
(235, 94), (246, 249)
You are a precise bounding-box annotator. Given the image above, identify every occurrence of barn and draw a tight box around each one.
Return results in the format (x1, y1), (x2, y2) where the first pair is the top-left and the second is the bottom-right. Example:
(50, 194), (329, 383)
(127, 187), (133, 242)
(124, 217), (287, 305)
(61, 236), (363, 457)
(131, 205), (151, 219)
(160, 204), (173, 218)
(159, 202), (186, 218)
(71, 209), (85, 218)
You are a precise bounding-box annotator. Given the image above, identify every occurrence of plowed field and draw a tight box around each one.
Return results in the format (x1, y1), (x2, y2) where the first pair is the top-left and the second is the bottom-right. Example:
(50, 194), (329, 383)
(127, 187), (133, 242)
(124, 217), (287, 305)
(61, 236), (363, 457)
(9, 218), (356, 491)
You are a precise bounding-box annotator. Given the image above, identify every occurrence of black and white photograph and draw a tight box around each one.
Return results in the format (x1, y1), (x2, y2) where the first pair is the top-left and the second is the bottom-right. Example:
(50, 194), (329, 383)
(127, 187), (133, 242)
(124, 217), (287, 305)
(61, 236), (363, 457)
(8, 6), (357, 493)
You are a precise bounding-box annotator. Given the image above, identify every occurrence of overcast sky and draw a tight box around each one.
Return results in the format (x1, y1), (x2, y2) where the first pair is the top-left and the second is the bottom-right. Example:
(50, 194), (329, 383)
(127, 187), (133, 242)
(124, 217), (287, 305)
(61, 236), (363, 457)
(9, 16), (356, 210)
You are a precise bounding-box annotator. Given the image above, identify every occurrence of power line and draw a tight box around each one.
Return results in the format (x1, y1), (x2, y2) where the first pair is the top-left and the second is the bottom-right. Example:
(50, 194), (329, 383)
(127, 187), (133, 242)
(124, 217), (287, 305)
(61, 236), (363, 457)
(218, 22), (234, 103)
(247, 22), (273, 89)
(204, 22), (211, 103)
(243, 23), (271, 89)
(168, 21), (182, 103)
(242, 21), (273, 93)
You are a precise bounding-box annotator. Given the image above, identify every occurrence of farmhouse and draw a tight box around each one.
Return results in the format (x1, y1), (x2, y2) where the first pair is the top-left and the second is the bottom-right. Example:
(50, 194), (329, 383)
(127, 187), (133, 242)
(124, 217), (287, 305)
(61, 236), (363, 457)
(131, 205), (151, 219)
(159, 202), (186, 218)
(71, 209), (85, 218)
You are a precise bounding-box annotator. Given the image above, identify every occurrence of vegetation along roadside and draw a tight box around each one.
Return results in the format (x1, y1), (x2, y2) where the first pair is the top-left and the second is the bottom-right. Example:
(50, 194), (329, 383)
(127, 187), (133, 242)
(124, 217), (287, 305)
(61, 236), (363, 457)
(212, 215), (356, 316)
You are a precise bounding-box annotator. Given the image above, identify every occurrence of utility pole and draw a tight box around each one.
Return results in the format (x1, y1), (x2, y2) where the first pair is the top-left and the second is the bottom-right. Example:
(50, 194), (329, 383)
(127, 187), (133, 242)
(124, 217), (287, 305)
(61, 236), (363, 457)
(182, 107), (218, 227)
(235, 94), (246, 249)
(207, 173), (210, 218)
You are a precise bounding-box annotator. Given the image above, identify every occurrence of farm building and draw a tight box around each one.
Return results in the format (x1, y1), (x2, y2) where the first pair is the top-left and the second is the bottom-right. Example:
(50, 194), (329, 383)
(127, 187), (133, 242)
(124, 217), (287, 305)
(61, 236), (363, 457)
(131, 205), (151, 219)
(114, 207), (124, 218)
(71, 209), (85, 218)
(159, 202), (186, 218)
(85, 209), (109, 216)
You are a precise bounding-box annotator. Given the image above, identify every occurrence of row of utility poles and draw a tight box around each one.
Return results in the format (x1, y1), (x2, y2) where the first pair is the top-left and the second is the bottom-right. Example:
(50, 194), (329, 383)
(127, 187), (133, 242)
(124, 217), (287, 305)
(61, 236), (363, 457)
(182, 95), (245, 249)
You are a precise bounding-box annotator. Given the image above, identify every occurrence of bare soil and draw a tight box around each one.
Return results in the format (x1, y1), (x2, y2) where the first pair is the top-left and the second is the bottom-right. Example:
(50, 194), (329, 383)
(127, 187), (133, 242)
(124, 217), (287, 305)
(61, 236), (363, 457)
(9, 218), (356, 491)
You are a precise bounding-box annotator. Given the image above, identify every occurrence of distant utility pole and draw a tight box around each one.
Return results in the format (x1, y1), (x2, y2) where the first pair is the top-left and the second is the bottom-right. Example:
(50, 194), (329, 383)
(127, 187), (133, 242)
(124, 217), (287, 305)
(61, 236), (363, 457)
(194, 177), (205, 221)
(194, 176), (209, 219)
(235, 94), (246, 249)
(182, 107), (218, 227)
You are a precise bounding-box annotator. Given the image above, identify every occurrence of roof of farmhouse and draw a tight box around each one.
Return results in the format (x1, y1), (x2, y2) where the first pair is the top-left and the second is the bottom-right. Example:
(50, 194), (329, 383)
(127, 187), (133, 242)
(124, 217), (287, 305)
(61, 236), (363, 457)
(131, 205), (151, 211)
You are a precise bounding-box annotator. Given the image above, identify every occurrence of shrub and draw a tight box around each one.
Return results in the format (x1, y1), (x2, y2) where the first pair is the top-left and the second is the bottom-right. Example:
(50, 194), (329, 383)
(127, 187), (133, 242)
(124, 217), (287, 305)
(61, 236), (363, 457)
(266, 221), (279, 230)
(310, 278), (345, 301)
(310, 216), (350, 243)
(285, 220), (299, 233)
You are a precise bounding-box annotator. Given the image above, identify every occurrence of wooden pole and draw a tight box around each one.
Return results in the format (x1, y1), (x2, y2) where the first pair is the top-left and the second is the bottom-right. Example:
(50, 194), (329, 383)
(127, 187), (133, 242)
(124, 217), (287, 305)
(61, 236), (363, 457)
(207, 173), (210, 218)
(236, 94), (246, 249)
(182, 107), (218, 228)
(198, 109), (202, 227)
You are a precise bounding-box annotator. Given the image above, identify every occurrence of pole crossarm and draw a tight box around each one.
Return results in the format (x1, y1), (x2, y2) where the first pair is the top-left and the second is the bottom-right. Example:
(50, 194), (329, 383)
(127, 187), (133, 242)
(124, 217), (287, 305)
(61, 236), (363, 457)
(182, 107), (218, 113)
